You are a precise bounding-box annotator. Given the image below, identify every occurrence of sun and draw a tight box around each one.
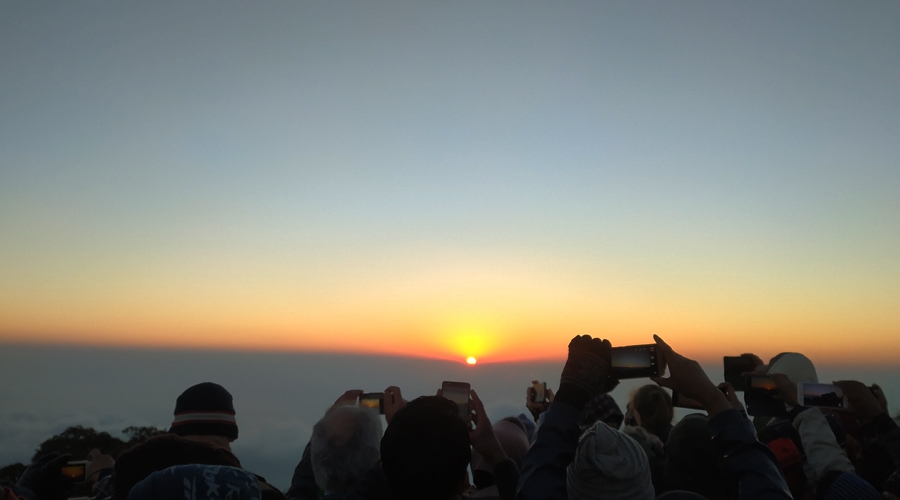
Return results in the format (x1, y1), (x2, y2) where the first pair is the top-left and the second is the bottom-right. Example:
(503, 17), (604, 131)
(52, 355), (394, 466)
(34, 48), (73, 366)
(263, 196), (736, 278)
(466, 356), (477, 365)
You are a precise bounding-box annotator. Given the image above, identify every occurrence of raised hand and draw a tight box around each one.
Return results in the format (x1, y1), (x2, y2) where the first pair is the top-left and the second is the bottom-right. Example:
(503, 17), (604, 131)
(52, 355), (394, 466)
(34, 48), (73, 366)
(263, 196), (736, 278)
(16, 453), (72, 500)
(525, 380), (553, 422)
(769, 374), (799, 407)
(383, 386), (407, 424)
(650, 334), (730, 417)
(833, 380), (885, 423)
(555, 335), (617, 409)
(331, 390), (364, 409)
(718, 382), (745, 412)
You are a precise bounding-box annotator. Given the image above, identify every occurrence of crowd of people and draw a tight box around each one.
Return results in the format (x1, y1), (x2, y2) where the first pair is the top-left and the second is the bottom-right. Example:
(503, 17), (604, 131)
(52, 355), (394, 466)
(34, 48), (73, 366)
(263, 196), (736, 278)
(2, 335), (898, 500)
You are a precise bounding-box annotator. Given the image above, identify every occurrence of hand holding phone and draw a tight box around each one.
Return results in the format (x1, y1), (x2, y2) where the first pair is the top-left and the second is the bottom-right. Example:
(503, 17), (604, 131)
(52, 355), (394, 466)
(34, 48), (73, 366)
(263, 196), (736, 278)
(648, 335), (730, 417)
(61, 460), (87, 483)
(743, 375), (787, 417)
(717, 382), (745, 412)
(359, 392), (385, 414)
(531, 381), (547, 403)
(441, 381), (471, 422)
(332, 390), (364, 409)
(611, 344), (661, 379)
(671, 391), (705, 410)
(15, 452), (72, 496)
(797, 382), (847, 409)
(560, 335), (616, 394)
(723, 355), (758, 391)
(832, 380), (884, 422)
(525, 380), (553, 422)
(383, 386), (406, 424)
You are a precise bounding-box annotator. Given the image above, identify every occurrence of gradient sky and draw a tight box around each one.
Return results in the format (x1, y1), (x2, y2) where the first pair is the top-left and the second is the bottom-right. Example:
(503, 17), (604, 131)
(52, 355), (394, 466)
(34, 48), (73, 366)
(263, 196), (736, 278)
(2, 2), (899, 364)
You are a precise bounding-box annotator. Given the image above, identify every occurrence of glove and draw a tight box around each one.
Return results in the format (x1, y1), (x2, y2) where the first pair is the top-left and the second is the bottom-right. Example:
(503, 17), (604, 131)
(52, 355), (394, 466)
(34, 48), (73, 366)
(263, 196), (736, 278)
(556, 335), (617, 410)
(16, 453), (71, 500)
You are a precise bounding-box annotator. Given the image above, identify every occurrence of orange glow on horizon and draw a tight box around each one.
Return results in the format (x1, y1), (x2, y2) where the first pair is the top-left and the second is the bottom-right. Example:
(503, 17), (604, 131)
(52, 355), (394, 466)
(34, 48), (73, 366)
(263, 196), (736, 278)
(3, 320), (900, 369)
(3, 241), (899, 368)
(2, 258), (899, 366)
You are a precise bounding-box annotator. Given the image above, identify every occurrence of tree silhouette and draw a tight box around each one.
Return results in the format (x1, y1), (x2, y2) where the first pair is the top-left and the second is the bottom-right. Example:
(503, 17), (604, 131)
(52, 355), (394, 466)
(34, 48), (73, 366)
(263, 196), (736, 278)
(1, 425), (170, 485)
(0, 462), (26, 482)
(31, 425), (128, 462)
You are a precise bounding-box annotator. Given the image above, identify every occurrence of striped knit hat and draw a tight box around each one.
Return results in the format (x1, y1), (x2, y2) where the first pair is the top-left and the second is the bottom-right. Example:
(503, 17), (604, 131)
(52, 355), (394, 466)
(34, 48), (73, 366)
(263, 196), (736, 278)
(169, 382), (238, 441)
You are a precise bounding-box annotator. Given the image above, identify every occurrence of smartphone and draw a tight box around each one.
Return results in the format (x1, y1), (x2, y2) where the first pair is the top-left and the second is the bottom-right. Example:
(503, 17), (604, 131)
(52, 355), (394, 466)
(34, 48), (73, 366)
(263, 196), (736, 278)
(531, 381), (547, 403)
(723, 355), (757, 392)
(61, 460), (87, 483)
(671, 391), (705, 410)
(441, 381), (471, 422)
(743, 375), (786, 417)
(798, 382), (847, 409)
(610, 344), (660, 379)
(359, 392), (385, 414)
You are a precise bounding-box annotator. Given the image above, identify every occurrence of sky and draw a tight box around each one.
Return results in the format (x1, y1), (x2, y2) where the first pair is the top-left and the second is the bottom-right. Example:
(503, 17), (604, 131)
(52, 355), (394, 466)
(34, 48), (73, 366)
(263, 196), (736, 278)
(2, 2), (900, 364)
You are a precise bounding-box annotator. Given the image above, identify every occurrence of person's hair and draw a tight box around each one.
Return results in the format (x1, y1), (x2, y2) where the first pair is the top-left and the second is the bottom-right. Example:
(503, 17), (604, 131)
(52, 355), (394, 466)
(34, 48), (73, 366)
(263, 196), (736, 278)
(310, 406), (382, 493)
(663, 414), (729, 499)
(112, 434), (241, 500)
(622, 425), (666, 494)
(380, 396), (470, 500)
(632, 385), (673, 436)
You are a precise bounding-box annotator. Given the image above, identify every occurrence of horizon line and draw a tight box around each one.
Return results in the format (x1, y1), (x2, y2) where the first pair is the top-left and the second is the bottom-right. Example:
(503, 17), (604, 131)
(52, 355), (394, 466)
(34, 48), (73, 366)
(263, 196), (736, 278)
(2, 338), (898, 370)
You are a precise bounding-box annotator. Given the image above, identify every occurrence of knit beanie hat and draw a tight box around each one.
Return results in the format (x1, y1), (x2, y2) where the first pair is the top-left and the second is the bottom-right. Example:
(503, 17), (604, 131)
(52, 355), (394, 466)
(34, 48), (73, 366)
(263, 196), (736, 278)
(817, 471), (882, 500)
(169, 382), (238, 441)
(567, 421), (654, 500)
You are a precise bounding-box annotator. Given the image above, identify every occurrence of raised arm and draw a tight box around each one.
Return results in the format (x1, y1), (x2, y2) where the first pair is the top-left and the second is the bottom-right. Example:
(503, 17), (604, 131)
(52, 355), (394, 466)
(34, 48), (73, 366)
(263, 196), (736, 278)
(651, 335), (792, 500)
(516, 335), (615, 500)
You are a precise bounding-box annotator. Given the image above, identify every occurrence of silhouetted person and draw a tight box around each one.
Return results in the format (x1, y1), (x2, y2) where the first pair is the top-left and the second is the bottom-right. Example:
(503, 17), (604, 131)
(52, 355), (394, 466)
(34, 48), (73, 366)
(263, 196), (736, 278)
(380, 396), (471, 500)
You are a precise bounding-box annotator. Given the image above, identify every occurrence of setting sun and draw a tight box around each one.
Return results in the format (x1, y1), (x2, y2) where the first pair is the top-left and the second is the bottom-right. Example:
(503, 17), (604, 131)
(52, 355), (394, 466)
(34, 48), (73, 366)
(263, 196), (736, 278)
(466, 357), (477, 365)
